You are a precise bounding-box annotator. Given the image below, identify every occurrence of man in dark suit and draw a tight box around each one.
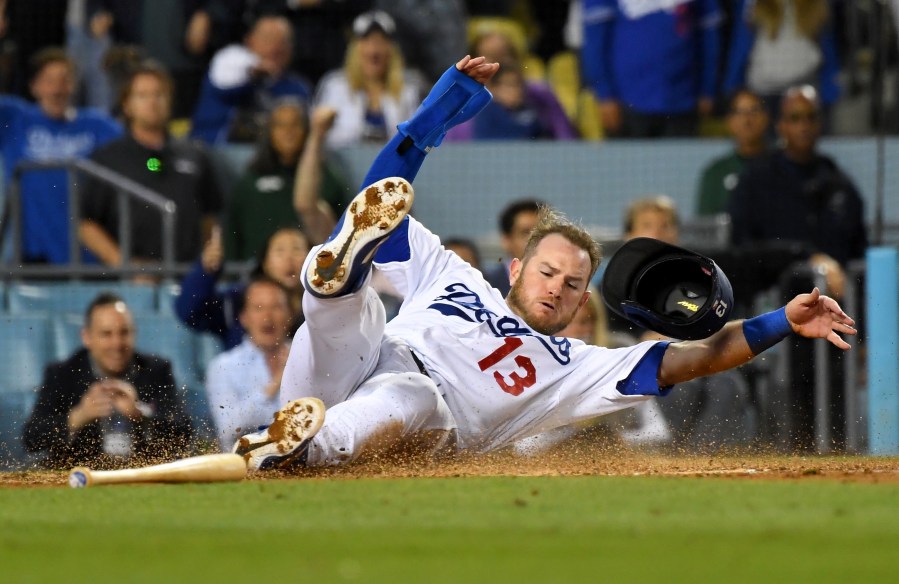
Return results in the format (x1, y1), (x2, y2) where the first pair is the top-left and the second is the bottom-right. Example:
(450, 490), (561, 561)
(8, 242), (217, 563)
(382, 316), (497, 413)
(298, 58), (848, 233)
(23, 292), (192, 468)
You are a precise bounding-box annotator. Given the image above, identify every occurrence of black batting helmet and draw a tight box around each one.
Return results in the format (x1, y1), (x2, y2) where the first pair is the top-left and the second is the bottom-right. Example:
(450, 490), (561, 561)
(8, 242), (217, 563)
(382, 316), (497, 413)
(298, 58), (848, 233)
(601, 238), (734, 340)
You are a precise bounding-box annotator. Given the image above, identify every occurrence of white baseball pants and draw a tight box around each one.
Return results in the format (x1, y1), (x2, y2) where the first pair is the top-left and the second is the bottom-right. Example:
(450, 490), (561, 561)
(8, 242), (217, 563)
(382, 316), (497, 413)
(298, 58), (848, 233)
(280, 272), (456, 466)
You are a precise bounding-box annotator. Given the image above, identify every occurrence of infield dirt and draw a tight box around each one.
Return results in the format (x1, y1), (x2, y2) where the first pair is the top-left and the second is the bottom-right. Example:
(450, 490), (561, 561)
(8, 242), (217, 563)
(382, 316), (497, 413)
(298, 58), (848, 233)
(3, 437), (899, 488)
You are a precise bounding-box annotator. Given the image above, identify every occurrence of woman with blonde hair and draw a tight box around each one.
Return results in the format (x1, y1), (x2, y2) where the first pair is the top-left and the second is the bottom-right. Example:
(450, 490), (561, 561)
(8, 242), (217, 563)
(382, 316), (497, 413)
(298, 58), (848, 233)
(313, 10), (425, 150)
(724, 0), (839, 124)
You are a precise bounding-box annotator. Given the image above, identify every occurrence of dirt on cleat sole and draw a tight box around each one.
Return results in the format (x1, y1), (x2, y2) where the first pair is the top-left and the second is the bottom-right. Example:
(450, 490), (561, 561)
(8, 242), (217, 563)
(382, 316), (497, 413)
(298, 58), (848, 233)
(306, 178), (413, 297)
(235, 398), (326, 470)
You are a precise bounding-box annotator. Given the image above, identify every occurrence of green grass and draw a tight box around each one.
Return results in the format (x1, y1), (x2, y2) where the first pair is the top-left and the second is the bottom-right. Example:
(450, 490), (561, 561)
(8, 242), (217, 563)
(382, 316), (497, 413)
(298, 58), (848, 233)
(1, 476), (898, 583)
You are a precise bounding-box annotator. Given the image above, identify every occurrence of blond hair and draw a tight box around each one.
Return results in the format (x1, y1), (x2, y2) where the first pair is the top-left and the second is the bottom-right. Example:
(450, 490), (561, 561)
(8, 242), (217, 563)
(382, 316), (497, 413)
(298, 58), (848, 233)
(752, 0), (828, 40)
(343, 38), (406, 100)
(623, 195), (680, 235)
(521, 206), (602, 279)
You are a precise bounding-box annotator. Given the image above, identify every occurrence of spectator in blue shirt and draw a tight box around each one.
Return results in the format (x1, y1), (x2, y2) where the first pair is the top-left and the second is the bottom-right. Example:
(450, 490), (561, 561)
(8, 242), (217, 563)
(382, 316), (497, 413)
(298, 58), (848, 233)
(582, 0), (723, 138)
(189, 14), (312, 144)
(0, 48), (122, 264)
(723, 0), (840, 127)
(205, 275), (293, 451)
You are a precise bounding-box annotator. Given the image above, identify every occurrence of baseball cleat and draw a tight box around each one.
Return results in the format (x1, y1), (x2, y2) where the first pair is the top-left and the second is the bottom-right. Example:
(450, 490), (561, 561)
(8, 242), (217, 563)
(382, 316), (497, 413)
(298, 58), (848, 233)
(305, 177), (413, 297)
(232, 398), (326, 470)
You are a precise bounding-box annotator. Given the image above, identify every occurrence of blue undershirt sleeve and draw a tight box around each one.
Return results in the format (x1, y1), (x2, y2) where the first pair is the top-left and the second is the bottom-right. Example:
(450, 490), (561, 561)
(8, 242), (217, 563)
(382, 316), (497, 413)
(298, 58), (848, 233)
(616, 342), (674, 397)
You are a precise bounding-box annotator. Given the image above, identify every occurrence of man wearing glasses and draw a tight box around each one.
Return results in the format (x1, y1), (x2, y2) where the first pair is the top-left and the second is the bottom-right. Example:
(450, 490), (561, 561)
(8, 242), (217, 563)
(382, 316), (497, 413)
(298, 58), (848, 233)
(728, 84), (866, 291)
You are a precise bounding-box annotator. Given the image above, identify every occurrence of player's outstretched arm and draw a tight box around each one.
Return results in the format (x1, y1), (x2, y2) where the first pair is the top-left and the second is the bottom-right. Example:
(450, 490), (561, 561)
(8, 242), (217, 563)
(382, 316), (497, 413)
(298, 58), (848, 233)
(657, 288), (856, 386)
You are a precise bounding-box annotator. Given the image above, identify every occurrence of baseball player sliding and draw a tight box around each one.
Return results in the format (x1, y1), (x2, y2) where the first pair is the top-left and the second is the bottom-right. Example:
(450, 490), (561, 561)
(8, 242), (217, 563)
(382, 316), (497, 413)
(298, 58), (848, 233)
(233, 56), (856, 470)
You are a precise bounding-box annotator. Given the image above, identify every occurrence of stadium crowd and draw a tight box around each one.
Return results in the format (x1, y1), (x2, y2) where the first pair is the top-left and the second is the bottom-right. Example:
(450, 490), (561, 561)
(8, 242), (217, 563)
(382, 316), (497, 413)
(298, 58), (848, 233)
(0, 0), (884, 466)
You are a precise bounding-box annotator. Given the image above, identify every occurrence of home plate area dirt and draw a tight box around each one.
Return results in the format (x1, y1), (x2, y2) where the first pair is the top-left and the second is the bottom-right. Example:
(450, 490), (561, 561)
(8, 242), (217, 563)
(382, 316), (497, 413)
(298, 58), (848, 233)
(4, 438), (899, 488)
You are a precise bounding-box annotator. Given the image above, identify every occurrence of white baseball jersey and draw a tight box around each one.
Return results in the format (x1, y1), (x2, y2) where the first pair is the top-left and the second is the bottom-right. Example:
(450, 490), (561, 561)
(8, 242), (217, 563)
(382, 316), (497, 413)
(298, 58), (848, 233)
(377, 217), (671, 452)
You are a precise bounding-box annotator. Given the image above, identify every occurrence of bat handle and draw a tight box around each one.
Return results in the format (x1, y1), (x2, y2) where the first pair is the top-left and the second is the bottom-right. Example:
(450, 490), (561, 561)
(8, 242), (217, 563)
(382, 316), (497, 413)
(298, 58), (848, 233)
(69, 467), (94, 488)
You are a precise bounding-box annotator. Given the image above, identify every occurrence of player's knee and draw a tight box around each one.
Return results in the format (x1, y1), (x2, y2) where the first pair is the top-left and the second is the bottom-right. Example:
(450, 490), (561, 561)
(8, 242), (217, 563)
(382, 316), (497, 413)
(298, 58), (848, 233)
(399, 374), (442, 413)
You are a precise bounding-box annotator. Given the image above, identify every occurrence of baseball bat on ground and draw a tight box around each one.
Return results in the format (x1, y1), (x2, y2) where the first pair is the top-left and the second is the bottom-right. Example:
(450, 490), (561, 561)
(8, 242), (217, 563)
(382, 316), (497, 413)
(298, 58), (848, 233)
(68, 453), (247, 488)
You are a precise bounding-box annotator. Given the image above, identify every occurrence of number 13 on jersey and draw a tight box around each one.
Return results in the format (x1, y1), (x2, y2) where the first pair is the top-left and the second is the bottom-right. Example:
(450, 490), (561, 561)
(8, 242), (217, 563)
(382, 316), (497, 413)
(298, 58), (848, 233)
(477, 336), (537, 396)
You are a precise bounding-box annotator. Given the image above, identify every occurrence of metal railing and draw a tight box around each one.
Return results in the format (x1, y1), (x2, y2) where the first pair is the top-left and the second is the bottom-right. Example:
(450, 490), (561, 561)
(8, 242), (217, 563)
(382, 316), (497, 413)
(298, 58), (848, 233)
(842, 259), (867, 453)
(1, 158), (180, 279)
(762, 260), (867, 454)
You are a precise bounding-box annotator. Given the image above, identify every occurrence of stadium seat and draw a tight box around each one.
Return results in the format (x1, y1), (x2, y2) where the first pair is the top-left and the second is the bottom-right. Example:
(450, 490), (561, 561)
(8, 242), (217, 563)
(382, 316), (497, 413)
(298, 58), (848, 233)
(187, 331), (224, 447)
(7, 281), (157, 315)
(132, 314), (217, 441)
(50, 313), (85, 362)
(546, 51), (603, 140)
(195, 332), (225, 378)
(576, 88), (603, 140)
(156, 282), (181, 316)
(153, 285), (228, 441)
(547, 51), (579, 122)
(0, 389), (40, 470)
(0, 313), (51, 395)
(0, 314), (50, 469)
(167, 117), (191, 138)
(133, 314), (203, 389)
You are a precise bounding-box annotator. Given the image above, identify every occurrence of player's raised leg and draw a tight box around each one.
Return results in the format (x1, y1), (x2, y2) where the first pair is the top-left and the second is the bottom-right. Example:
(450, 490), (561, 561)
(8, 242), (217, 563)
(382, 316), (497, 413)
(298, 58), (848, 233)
(305, 177), (413, 298)
(279, 177), (413, 405)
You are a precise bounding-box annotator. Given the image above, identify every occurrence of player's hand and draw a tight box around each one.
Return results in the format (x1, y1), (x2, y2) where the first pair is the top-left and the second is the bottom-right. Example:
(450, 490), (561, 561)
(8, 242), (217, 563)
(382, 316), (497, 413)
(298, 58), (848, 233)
(201, 226), (224, 273)
(456, 55), (500, 85)
(310, 106), (338, 137)
(697, 97), (715, 117)
(785, 287), (856, 350)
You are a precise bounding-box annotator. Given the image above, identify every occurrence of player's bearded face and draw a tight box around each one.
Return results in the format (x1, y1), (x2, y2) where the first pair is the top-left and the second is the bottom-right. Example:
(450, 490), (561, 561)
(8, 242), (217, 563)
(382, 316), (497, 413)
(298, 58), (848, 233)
(506, 234), (591, 336)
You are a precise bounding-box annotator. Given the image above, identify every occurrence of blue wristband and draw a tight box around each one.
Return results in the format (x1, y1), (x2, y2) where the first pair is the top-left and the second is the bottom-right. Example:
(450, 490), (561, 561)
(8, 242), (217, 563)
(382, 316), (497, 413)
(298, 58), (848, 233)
(742, 307), (793, 355)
